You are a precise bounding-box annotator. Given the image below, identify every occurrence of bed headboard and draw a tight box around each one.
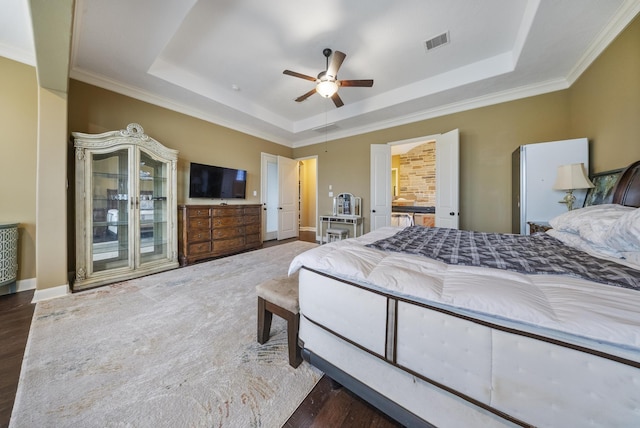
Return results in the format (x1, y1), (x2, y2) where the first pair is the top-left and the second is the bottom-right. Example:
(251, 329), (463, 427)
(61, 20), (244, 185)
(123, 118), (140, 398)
(612, 160), (640, 208)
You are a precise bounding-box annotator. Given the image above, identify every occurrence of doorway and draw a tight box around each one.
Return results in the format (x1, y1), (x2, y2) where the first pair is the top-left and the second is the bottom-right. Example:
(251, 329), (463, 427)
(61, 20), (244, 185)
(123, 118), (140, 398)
(261, 153), (318, 241)
(370, 129), (460, 230)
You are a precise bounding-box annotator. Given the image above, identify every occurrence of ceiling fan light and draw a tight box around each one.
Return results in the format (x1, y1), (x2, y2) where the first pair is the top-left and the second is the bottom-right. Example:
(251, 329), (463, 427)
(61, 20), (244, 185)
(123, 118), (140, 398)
(316, 80), (339, 98)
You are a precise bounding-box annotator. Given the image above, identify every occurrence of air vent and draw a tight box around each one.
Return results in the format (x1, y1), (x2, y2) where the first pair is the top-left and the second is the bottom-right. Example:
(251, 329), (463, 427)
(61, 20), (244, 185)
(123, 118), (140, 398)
(312, 123), (339, 133)
(424, 32), (450, 51)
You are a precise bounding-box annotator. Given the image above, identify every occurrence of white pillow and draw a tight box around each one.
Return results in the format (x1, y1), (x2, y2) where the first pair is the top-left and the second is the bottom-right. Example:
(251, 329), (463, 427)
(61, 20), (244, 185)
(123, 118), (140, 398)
(549, 204), (634, 233)
(549, 204), (636, 247)
(606, 207), (640, 251)
(546, 229), (623, 259)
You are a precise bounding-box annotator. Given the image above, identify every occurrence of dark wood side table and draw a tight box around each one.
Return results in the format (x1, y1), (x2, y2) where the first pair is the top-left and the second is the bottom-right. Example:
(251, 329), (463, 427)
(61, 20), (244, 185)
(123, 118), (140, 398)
(527, 221), (552, 234)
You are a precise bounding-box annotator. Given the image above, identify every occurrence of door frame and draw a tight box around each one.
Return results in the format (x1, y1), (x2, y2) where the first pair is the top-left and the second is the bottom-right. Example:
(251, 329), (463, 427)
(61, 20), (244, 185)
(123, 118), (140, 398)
(371, 131), (459, 230)
(296, 155), (319, 241)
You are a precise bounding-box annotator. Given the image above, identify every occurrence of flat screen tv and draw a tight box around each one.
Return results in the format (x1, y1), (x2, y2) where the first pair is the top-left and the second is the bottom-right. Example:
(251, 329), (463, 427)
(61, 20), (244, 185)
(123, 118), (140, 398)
(188, 162), (247, 199)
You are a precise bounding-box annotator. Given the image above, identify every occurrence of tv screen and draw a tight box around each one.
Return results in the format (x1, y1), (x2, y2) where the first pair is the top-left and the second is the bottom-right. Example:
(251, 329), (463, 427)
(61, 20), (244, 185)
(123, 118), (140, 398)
(189, 162), (247, 199)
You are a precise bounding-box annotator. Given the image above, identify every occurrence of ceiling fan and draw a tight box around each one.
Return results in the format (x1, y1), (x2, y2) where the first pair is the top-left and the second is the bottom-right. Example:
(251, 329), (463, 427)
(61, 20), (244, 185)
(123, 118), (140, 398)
(283, 48), (374, 108)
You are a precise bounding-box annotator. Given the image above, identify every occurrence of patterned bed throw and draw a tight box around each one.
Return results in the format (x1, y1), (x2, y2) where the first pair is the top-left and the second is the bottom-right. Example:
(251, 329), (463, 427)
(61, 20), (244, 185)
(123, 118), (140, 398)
(366, 226), (640, 290)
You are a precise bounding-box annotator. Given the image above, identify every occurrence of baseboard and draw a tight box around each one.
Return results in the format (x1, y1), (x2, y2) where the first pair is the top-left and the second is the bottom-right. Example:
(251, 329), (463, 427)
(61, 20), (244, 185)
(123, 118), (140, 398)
(0, 277), (36, 296)
(32, 283), (70, 302)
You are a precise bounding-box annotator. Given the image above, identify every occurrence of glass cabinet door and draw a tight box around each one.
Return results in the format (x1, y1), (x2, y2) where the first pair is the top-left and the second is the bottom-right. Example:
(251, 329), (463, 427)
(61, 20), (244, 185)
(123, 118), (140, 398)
(91, 149), (131, 273)
(139, 151), (169, 265)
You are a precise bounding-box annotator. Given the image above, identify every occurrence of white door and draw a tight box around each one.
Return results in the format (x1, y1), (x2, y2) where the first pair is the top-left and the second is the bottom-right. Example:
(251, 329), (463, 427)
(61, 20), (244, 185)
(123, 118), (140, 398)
(260, 153), (278, 241)
(370, 144), (392, 230)
(278, 155), (299, 240)
(435, 129), (460, 229)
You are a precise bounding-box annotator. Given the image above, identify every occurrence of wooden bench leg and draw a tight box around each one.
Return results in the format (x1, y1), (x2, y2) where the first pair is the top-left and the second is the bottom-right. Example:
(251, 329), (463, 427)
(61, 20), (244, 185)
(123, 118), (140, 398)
(287, 312), (302, 368)
(257, 297), (272, 344)
(257, 296), (302, 368)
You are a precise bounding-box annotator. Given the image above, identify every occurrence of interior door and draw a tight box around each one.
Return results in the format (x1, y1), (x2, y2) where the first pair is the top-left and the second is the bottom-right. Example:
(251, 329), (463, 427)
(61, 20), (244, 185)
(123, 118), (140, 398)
(370, 144), (392, 231)
(277, 155), (299, 240)
(261, 153), (278, 241)
(435, 129), (460, 229)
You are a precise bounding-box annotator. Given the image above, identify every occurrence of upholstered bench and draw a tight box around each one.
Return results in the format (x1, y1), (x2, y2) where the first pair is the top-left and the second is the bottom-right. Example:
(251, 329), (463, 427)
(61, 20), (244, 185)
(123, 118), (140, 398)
(326, 227), (348, 243)
(256, 273), (302, 368)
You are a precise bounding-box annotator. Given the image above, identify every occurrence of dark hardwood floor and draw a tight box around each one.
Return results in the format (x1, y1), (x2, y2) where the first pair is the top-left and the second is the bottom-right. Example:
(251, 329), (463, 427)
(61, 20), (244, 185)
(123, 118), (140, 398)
(0, 231), (402, 428)
(0, 288), (35, 428)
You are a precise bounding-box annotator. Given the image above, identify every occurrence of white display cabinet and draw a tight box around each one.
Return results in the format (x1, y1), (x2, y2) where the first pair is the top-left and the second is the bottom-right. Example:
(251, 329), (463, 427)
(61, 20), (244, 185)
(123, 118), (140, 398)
(73, 123), (179, 291)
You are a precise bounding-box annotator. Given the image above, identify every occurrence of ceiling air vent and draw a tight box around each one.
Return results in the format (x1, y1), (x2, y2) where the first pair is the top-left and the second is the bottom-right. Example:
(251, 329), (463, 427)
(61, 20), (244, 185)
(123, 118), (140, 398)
(424, 32), (450, 51)
(312, 123), (339, 133)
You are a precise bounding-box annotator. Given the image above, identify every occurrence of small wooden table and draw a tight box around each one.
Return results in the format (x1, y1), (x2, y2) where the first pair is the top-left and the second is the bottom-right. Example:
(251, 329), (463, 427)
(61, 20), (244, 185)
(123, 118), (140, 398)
(527, 221), (552, 234)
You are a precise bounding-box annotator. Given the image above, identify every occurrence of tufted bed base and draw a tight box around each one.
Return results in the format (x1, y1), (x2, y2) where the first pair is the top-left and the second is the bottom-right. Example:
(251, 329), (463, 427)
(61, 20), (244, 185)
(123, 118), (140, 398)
(298, 267), (640, 427)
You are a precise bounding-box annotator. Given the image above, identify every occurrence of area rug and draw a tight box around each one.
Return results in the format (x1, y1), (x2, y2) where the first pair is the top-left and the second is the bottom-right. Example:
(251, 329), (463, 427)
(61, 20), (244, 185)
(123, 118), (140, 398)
(10, 241), (322, 428)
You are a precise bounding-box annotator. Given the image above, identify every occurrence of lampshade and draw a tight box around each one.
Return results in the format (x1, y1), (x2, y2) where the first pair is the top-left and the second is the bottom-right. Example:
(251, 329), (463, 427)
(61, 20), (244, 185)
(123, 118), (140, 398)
(316, 80), (339, 98)
(553, 163), (594, 190)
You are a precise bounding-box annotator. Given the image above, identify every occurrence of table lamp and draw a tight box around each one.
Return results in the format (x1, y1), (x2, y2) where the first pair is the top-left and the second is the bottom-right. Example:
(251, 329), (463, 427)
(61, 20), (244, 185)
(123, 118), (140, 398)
(553, 163), (594, 210)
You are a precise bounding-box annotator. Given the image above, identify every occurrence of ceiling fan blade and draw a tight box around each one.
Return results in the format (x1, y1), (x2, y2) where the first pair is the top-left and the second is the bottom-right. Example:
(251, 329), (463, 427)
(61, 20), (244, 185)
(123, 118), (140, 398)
(295, 88), (317, 102)
(326, 51), (346, 79)
(283, 70), (317, 82)
(331, 93), (344, 108)
(339, 79), (374, 87)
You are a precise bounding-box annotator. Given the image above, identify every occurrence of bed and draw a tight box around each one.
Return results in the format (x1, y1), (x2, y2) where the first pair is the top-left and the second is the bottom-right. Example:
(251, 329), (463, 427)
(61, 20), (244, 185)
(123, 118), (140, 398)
(288, 160), (640, 427)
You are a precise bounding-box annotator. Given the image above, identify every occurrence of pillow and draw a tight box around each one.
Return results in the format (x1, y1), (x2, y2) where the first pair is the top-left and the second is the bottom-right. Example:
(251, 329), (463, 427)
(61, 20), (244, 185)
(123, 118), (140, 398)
(546, 229), (623, 259)
(606, 207), (640, 252)
(549, 204), (634, 234)
(549, 204), (636, 249)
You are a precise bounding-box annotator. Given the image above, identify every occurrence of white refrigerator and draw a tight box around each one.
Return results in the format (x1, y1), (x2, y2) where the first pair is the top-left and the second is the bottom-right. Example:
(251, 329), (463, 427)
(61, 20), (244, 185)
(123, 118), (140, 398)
(512, 138), (589, 234)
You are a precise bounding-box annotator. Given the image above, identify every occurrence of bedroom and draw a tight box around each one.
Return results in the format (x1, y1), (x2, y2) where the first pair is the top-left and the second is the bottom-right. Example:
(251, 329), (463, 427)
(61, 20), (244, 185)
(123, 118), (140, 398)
(1, 1), (640, 426)
(0, 2), (638, 298)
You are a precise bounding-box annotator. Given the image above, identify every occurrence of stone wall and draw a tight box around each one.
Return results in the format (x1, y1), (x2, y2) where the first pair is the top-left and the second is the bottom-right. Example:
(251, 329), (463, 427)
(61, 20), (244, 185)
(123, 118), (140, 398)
(398, 142), (436, 206)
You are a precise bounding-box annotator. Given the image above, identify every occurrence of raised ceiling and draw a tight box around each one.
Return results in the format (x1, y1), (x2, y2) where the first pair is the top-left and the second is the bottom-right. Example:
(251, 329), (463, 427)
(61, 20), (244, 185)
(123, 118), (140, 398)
(2, 0), (639, 147)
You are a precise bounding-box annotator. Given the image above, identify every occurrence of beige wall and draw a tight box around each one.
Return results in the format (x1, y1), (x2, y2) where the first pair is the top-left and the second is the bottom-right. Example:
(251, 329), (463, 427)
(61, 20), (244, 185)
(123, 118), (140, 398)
(299, 157), (317, 228)
(569, 14), (640, 171)
(36, 87), (69, 291)
(294, 90), (571, 233)
(293, 16), (640, 234)
(68, 80), (293, 206)
(0, 57), (38, 282)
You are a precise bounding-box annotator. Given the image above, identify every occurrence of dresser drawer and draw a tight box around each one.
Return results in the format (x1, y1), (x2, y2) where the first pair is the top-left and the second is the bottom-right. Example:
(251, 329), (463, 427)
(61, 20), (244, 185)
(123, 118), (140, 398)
(188, 207), (211, 218)
(212, 216), (244, 227)
(244, 214), (260, 225)
(188, 241), (212, 255)
(245, 223), (260, 234)
(245, 233), (261, 246)
(213, 226), (244, 240)
(188, 217), (211, 230)
(212, 207), (244, 218)
(188, 229), (211, 243)
(212, 237), (245, 254)
(244, 206), (261, 216)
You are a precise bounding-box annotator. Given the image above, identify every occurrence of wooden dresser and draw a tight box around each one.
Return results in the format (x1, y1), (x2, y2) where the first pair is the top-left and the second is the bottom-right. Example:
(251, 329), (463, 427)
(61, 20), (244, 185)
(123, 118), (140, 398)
(178, 204), (262, 266)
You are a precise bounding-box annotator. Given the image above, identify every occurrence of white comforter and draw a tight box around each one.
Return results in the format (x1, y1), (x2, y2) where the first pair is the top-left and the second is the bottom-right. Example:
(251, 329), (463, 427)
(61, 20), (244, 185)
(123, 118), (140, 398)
(289, 227), (640, 359)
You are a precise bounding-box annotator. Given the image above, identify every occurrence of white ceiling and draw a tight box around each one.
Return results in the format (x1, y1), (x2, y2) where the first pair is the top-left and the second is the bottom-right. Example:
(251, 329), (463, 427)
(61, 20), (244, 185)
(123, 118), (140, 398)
(2, 0), (639, 148)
